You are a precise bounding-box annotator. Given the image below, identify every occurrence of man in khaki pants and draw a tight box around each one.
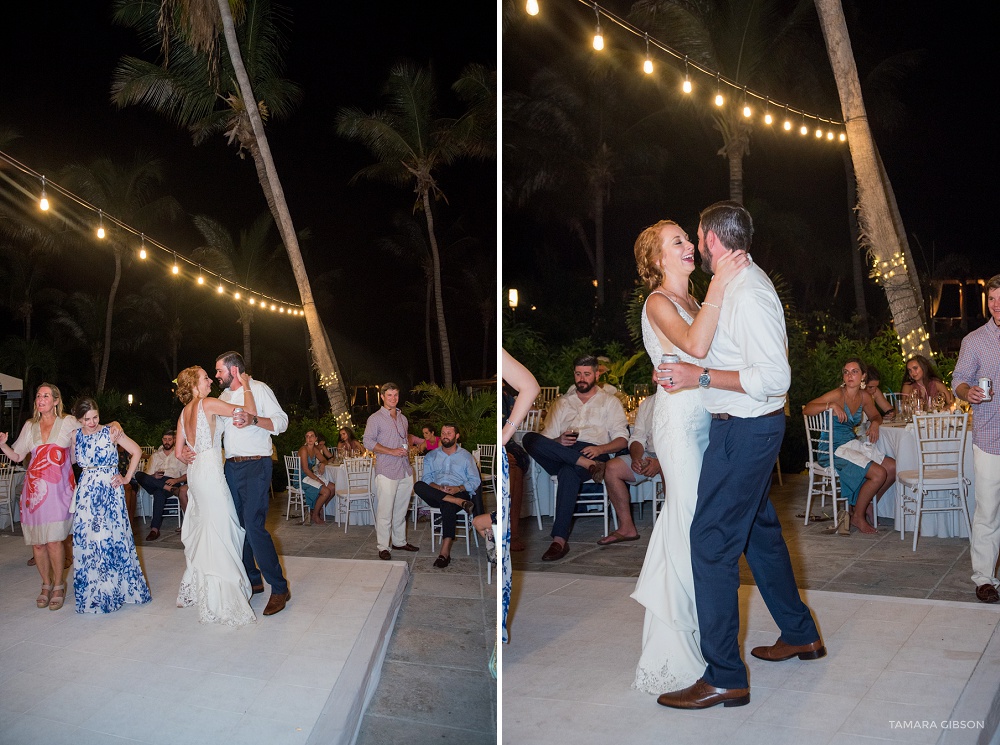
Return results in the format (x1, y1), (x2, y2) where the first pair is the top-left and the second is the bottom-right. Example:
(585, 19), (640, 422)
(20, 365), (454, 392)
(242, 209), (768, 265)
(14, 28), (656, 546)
(363, 383), (418, 560)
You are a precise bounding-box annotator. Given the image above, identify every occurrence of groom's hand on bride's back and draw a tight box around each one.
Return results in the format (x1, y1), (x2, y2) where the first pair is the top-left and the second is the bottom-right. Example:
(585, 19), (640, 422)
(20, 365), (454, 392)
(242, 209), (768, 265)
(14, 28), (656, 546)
(177, 445), (196, 465)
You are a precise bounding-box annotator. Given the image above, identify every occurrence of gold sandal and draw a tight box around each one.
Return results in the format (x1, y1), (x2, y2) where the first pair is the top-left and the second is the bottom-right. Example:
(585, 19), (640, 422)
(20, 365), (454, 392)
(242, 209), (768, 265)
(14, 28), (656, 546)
(36, 584), (53, 608)
(48, 584), (66, 611)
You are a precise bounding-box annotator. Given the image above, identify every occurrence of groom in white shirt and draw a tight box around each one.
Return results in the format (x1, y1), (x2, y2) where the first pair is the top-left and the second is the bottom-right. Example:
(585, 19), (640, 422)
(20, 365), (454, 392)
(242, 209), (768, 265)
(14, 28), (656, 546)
(215, 351), (291, 616)
(656, 202), (823, 710)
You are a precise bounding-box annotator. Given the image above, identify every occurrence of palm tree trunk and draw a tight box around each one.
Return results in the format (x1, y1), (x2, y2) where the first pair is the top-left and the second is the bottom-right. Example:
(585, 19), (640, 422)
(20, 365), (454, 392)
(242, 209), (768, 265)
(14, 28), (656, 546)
(98, 249), (122, 394)
(216, 0), (351, 423)
(305, 322), (319, 413)
(728, 150), (744, 205)
(841, 150), (870, 336)
(240, 306), (252, 370)
(814, 0), (930, 358)
(424, 272), (436, 385)
(420, 187), (453, 388)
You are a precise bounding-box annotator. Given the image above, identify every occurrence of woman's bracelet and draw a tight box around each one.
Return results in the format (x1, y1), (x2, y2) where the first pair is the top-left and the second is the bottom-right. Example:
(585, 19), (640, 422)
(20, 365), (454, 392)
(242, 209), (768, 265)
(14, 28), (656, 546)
(702, 301), (721, 310)
(504, 419), (517, 430)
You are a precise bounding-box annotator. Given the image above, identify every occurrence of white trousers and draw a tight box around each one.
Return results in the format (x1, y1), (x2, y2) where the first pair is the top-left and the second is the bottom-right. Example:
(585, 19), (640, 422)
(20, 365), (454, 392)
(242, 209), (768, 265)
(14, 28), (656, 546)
(374, 474), (414, 551)
(970, 445), (1000, 588)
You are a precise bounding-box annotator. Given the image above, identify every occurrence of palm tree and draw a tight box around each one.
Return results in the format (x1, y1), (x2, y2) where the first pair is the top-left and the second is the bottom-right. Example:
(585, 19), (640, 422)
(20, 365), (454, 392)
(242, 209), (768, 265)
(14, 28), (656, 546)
(49, 292), (109, 386)
(336, 62), (495, 389)
(191, 212), (285, 369)
(814, 0), (929, 357)
(629, 0), (819, 205)
(61, 154), (182, 393)
(111, 0), (352, 423)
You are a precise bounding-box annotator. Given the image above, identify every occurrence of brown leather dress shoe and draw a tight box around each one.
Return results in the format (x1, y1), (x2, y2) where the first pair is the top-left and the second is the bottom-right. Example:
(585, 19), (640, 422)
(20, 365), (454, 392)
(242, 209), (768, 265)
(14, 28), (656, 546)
(541, 541), (569, 561)
(145, 529), (160, 542)
(391, 543), (420, 552)
(378, 550), (392, 560)
(976, 584), (1000, 603)
(657, 679), (750, 709)
(251, 584), (265, 595)
(588, 461), (607, 484)
(750, 636), (826, 662)
(262, 590), (291, 616)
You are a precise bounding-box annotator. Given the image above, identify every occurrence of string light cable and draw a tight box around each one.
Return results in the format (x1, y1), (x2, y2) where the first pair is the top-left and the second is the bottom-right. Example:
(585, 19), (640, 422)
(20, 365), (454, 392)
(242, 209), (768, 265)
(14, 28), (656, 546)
(0, 148), (304, 316)
(527, 0), (846, 143)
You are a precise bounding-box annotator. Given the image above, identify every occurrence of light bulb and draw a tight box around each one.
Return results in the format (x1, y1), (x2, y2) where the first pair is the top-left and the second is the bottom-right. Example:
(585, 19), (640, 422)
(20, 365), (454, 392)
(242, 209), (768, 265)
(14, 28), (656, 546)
(270, 304), (276, 311)
(783, 120), (791, 131)
(279, 307), (285, 313)
(139, 247), (147, 259)
(743, 105), (751, 118)
(826, 131), (834, 141)
(39, 176), (49, 211)
(714, 93), (724, 107)
(172, 253), (179, 275)
(249, 298), (256, 305)
(96, 226), (105, 239)
(643, 57), (653, 75)
(197, 275), (204, 285)
(815, 128), (823, 138)
(217, 284), (224, 294)
(682, 77), (692, 94)
(764, 113), (773, 125)
(526, 0), (539, 15)
(234, 292), (241, 300)
(800, 124), (808, 135)
(839, 132), (846, 142)
(593, 25), (604, 50)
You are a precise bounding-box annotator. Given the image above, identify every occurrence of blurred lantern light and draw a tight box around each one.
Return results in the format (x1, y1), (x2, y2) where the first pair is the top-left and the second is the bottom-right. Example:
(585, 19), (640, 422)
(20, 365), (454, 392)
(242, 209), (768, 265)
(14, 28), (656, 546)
(508, 288), (519, 309)
(96, 210), (106, 239)
(526, 0), (539, 15)
(39, 176), (49, 211)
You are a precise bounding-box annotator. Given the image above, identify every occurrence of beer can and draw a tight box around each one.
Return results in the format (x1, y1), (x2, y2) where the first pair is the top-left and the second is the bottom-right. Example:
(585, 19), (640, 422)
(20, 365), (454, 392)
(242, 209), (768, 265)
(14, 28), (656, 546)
(659, 353), (679, 381)
(980, 378), (993, 402)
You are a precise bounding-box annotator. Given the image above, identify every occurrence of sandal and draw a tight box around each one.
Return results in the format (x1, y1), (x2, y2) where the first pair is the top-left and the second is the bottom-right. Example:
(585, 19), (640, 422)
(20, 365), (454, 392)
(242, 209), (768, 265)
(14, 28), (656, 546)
(36, 584), (53, 608)
(48, 584), (66, 611)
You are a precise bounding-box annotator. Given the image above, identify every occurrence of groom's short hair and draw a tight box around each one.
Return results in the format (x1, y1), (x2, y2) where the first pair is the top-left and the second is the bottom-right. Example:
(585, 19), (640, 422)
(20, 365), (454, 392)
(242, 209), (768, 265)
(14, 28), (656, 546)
(700, 200), (753, 253)
(216, 351), (246, 374)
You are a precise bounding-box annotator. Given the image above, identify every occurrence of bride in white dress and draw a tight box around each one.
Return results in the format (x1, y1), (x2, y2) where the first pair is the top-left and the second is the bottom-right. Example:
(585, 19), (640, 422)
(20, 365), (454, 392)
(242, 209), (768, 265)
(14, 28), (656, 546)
(630, 220), (748, 694)
(174, 366), (257, 627)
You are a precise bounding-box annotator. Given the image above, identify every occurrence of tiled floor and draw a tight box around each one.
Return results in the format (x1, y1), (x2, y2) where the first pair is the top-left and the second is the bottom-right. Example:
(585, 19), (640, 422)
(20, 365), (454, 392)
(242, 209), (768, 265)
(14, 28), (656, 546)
(0, 494), (497, 745)
(504, 573), (1000, 745)
(504, 472), (1000, 744)
(511, 472), (981, 603)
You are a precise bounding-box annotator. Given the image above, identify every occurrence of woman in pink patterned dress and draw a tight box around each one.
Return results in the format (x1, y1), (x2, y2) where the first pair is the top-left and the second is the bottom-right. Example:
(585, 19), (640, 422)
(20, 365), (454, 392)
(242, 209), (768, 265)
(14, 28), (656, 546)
(0, 383), (80, 611)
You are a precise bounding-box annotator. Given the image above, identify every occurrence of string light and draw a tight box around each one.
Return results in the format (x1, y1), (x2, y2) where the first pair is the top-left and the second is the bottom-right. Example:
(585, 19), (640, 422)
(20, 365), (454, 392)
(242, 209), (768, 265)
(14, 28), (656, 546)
(217, 283), (224, 294)
(525, 0), (844, 147)
(197, 266), (205, 285)
(592, 3), (604, 51)
(270, 304), (276, 311)
(0, 148), (305, 317)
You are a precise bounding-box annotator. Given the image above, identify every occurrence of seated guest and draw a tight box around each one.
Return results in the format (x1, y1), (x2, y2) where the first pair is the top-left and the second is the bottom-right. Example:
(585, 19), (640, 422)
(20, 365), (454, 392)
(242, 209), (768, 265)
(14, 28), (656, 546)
(864, 365), (895, 419)
(413, 424), (482, 568)
(336, 426), (366, 458)
(315, 434), (335, 463)
(803, 357), (896, 534)
(134, 429), (189, 542)
(522, 354), (628, 561)
(564, 355), (618, 394)
(597, 394), (661, 545)
(408, 424), (441, 454)
(902, 354), (954, 409)
(299, 429), (335, 525)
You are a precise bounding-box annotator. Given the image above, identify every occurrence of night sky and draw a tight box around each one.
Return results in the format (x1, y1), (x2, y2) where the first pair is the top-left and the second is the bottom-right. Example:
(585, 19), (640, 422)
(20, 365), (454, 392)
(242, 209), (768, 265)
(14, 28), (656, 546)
(1, 2), (496, 413)
(501, 0), (996, 345)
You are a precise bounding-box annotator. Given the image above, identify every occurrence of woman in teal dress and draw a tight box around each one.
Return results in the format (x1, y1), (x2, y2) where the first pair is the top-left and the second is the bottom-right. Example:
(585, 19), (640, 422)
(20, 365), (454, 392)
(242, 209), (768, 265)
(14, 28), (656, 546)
(298, 430), (335, 524)
(804, 358), (897, 534)
(71, 398), (150, 613)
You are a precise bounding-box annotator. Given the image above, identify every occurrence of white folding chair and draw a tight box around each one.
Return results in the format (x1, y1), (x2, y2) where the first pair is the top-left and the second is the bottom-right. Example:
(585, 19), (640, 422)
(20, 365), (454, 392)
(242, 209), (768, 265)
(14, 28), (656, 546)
(283, 455), (307, 523)
(896, 413), (971, 551)
(534, 387), (560, 410)
(550, 474), (619, 538)
(475, 444), (497, 496)
(0, 466), (17, 533)
(341, 457), (376, 532)
(429, 505), (477, 555)
(515, 410), (542, 442)
(410, 455), (425, 528)
(802, 409), (849, 527)
(161, 493), (183, 529)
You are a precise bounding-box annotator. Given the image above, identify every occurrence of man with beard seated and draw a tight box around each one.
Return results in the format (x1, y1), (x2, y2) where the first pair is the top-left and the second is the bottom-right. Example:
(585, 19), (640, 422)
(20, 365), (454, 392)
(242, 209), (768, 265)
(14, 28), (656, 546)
(133, 429), (188, 541)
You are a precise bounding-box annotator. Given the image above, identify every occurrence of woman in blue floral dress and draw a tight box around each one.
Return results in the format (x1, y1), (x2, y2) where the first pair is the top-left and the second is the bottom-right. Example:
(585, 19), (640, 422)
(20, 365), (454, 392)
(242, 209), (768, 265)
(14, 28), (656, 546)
(71, 398), (151, 613)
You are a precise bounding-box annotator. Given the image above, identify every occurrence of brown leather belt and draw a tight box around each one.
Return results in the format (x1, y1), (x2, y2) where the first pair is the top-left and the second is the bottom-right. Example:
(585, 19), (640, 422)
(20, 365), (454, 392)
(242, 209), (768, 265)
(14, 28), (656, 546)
(227, 455), (264, 462)
(711, 409), (784, 421)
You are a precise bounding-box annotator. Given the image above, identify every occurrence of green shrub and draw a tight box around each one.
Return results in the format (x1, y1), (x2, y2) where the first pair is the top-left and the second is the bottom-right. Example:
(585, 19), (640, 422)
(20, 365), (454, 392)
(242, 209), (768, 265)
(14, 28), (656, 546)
(402, 383), (496, 452)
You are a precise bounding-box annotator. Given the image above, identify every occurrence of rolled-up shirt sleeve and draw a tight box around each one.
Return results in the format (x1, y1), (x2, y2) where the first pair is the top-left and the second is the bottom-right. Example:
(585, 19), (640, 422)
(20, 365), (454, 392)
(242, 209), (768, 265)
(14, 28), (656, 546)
(605, 399), (630, 443)
(734, 286), (791, 402)
(952, 335), (980, 392)
(628, 398), (654, 449)
(540, 397), (569, 439)
(463, 452), (482, 493)
(255, 381), (288, 435)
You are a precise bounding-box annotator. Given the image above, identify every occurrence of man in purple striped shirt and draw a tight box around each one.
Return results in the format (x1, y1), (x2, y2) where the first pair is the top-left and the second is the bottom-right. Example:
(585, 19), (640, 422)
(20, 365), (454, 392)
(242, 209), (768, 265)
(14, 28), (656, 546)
(953, 274), (1000, 603)
(363, 383), (418, 560)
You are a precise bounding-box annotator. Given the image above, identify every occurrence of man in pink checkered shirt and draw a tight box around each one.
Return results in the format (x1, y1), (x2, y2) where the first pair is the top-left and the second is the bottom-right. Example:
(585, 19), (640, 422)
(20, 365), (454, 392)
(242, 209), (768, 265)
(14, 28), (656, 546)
(953, 274), (1000, 603)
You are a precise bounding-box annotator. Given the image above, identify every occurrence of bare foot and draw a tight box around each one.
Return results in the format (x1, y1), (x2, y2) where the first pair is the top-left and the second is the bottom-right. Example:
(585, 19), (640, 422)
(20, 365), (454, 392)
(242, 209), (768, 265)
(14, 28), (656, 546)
(851, 516), (878, 534)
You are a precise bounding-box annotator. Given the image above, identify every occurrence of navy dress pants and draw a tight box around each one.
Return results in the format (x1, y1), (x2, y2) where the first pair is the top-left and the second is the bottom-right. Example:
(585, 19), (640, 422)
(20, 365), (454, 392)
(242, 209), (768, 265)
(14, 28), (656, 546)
(691, 414), (819, 690)
(224, 458), (288, 595)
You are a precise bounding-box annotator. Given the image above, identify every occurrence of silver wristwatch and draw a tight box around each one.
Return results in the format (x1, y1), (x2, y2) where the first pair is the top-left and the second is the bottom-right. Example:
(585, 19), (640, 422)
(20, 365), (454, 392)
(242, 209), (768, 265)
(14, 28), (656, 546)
(699, 368), (711, 388)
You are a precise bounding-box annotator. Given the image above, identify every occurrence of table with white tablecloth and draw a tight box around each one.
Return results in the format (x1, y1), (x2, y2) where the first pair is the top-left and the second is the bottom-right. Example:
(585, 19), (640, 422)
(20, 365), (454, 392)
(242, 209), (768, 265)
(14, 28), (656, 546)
(317, 462), (375, 525)
(873, 421), (975, 538)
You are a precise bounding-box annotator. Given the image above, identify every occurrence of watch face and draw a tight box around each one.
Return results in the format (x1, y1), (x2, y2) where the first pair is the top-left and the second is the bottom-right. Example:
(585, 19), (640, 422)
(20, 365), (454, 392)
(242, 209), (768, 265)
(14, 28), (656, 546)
(699, 372), (710, 388)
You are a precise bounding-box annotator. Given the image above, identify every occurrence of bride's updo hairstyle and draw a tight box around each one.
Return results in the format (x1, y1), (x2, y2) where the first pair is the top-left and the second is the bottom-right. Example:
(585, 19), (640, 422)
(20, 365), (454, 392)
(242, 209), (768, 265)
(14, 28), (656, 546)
(634, 219), (679, 290)
(176, 366), (202, 405)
